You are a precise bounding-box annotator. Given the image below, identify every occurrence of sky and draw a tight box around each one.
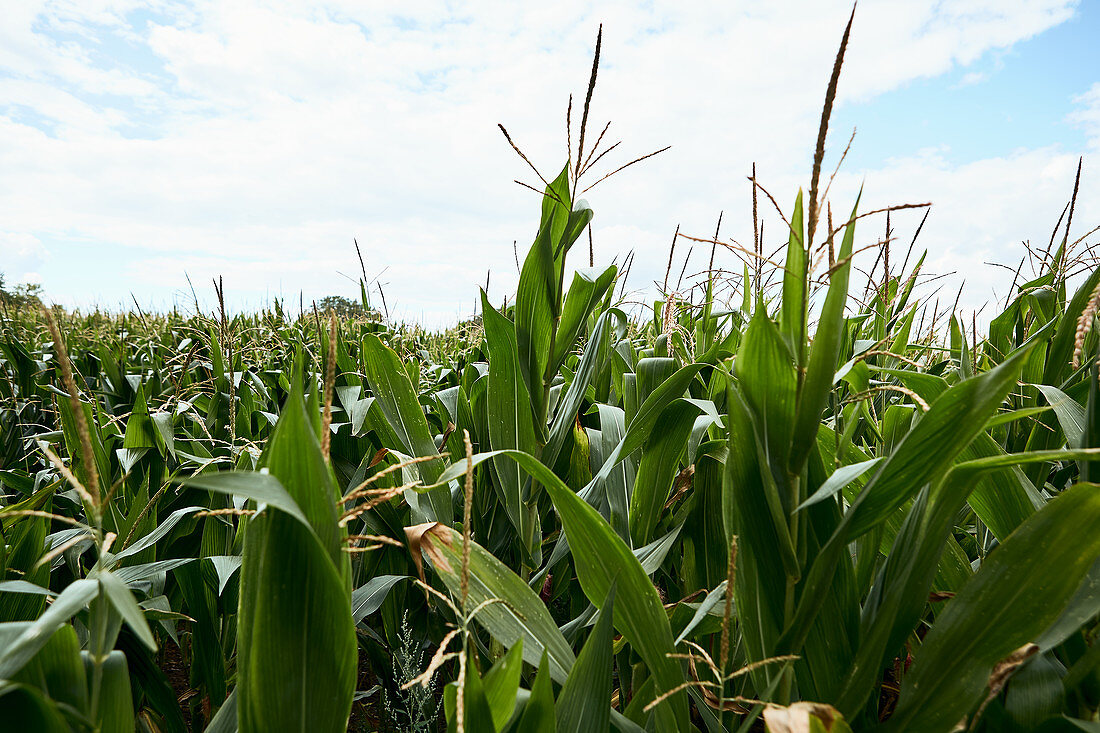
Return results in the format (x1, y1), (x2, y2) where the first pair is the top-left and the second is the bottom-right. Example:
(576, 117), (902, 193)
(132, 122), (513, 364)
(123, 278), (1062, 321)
(2, 0), (1099, 326)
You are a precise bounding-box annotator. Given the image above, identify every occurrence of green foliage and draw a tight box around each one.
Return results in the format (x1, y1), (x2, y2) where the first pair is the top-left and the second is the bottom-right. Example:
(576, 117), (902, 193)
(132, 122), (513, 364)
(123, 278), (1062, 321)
(0, 273), (44, 312)
(316, 295), (376, 319)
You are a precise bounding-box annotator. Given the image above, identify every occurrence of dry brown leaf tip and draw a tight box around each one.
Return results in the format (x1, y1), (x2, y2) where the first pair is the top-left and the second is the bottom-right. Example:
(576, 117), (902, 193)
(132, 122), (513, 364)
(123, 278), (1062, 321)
(970, 642), (1039, 726)
(404, 521), (445, 584)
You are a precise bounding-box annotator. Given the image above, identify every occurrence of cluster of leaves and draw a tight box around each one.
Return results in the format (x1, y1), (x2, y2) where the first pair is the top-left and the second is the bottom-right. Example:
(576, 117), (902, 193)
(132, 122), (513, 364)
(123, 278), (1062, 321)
(0, 272), (45, 314)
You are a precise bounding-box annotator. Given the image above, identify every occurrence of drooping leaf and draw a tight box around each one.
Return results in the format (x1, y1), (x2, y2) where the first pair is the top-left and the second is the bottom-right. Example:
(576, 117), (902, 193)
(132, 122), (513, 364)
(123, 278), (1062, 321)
(351, 575), (408, 625)
(411, 522), (575, 683)
(95, 569), (156, 652)
(424, 450), (688, 730)
(0, 579), (99, 678)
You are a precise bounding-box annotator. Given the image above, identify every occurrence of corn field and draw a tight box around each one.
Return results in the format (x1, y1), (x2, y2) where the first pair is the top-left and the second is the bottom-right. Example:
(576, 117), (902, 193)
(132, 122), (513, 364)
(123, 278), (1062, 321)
(4, 17), (1100, 733)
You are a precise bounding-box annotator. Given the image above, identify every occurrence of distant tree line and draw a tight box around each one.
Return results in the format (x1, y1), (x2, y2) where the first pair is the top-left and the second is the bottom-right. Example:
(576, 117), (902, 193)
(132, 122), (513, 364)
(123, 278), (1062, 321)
(0, 274), (386, 322)
(0, 272), (43, 312)
(316, 294), (382, 320)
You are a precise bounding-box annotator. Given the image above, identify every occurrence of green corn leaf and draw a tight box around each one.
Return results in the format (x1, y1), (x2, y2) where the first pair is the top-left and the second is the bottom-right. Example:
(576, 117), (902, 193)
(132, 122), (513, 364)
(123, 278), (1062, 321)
(985, 406), (1051, 428)
(837, 448), (1100, 717)
(779, 190), (807, 362)
(636, 520), (686, 575)
(888, 306), (918, 358)
(1043, 266), (1100, 385)
(350, 575), (407, 624)
(540, 362), (702, 563)
(515, 165), (572, 435)
(736, 311), (797, 505)
(875, 365), (1046, 539)
(123, 386), (157, 450)
(112, 506), (204, 561)
(845, 333), (1043, 538)
(236, 381), (355, 733)
(10, 624), (87, 715)
(511, 652), (555, 733)
(482, 640), (524, 731)
(887, 482), (1100, 732)
(675, 580), (727, 645)
(56, 397), (110, 501)
(0, 581), (54, 597)
(0, 683), (70, 732)
(629, 400), (699, 547)
(724, 379), (793, 676)
(544, 309), (625, 472)
(204, 689), (238, 733)
(237, 498), (355, 733)
(411, 521), (576, 683)
(95, 569), (156, 651)
(790, 197), (858, 473)
(0, 579), (99, 678)
(682, 452), (728, 593)
(798, 457), (882, 512)
(558, 202), (594, 260)
(590, 404), (632, 540)
(481, 291), (540, 548)
(637, 357), (679, 412)
(361, 334), (450, 524)
(444, 649), (497, 733)
(617, 363), (704, 460)
(0, 482), (57, 532)
(1035, 384), (1086, 447)
(179, 474), (312, 541)
(891, 250), (926, 320)
(173, 562), (227, 706)
(528, 466), (688, 730)
(556, 583), (616, 733)
(1032, 557), (1100, 654)
(423, 449), (688, 730)
(82, 650), (135, 733)
(778, 335), (1048, 660)
(550, 265), (617, 374)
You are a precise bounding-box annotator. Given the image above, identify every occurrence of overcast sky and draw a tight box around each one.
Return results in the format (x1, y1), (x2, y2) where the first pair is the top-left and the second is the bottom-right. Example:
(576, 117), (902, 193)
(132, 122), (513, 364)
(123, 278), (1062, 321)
(2, 1), (1099, 325)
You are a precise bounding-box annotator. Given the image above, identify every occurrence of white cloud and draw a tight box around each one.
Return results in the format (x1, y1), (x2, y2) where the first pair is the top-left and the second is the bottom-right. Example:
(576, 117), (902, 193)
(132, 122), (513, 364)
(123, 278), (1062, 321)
(955, 71), (990, 87)
(1, 231), (49, 281)
(0, 0), (1093, 325)
(829, 146), (1093, 315)
(1069, 82), (1100, 150)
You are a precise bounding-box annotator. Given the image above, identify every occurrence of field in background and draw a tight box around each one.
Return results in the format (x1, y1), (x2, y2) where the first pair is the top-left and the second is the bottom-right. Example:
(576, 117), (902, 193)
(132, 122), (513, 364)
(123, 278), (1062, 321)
(4, 13), (1100, 733)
